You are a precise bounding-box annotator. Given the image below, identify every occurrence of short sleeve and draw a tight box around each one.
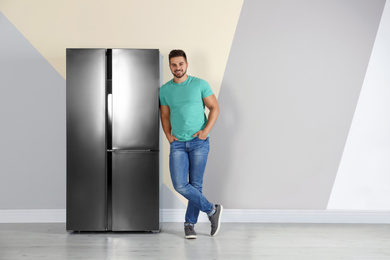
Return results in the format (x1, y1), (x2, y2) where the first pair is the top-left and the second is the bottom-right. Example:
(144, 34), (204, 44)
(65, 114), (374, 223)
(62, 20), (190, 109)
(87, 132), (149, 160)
(159, 87), (168, 106)
(201, 80), (213, 99)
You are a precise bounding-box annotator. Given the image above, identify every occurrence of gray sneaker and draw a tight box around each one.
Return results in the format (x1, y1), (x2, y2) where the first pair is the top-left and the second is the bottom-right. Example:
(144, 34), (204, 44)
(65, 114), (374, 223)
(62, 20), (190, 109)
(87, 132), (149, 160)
(184, 224), (197, 239)
(208, 204), (223, 236)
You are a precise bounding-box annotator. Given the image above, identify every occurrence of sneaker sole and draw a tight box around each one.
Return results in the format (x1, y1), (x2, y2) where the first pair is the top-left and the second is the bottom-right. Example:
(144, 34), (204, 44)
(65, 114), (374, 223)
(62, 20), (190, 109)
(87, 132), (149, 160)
(212, 205), (223, 237)
(185, 235), (197, 239)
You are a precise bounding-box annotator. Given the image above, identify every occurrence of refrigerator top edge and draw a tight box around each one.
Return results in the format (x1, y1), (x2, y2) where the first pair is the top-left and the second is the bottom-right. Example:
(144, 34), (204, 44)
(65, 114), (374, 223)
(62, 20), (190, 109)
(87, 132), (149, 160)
(66, 48), (160, 51)
(66, 48), (106, 51)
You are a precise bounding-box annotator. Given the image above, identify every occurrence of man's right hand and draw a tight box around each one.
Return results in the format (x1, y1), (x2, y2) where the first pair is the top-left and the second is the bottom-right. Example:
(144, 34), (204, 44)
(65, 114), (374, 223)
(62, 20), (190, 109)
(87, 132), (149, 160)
(167, 134), (178, 143)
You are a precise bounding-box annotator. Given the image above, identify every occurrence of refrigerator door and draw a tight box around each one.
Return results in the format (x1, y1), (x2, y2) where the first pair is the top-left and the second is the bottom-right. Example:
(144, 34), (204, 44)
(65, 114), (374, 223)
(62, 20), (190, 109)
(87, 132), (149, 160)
(66, 49), (107, 231)
(111, 49), (160, 151)
(111, 151), (160, 231)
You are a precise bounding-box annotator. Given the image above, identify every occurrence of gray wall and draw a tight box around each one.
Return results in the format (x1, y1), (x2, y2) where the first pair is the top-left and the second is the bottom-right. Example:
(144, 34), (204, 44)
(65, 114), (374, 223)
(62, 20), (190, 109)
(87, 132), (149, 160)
(204, 0), (386, 209)
(0, 0), (388, 212)
(0, 12), (66, 209)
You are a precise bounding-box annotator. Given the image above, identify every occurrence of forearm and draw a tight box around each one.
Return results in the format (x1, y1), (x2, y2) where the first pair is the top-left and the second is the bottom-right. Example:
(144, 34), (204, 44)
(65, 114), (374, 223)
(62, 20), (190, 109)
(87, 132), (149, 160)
(203, 106), (219, 135)
(161, 115), (172, 139)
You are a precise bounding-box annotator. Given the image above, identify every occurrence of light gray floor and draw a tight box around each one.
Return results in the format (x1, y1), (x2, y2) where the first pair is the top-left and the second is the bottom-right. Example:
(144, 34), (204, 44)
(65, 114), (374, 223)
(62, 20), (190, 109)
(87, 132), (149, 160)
(0, 223), (390, 259)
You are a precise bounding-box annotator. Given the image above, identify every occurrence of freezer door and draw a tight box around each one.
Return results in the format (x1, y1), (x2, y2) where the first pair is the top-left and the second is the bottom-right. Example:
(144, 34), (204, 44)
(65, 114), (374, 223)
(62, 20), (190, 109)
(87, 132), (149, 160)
(66, 49), (107, 231)
(112, 49), (160, 150)
(111, 151), (159, 231)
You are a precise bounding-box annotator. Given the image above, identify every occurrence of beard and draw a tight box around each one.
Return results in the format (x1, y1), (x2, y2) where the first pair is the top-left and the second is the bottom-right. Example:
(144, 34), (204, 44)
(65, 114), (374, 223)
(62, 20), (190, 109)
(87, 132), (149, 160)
(172, 69), (187, 79)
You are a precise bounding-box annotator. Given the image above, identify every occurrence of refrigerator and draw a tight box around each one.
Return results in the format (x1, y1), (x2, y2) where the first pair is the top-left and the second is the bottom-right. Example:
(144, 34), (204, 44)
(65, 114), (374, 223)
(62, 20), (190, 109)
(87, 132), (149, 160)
(66, 48), (162, 232)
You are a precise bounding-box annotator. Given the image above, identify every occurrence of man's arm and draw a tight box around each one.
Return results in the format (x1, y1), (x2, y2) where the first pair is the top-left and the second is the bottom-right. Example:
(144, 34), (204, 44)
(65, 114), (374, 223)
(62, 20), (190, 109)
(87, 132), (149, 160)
(160, 105), (178, 143)
(193, 94), (220, 139)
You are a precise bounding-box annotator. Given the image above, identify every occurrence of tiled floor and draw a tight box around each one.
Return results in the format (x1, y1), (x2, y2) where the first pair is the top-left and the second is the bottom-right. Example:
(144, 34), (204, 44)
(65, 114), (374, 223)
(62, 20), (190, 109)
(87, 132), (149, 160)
(0, 222), (390, 259)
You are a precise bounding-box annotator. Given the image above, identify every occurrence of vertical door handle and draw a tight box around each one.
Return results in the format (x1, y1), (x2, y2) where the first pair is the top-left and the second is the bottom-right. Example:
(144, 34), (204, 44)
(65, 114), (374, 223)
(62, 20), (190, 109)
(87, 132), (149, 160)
(108, 94), (113, 126)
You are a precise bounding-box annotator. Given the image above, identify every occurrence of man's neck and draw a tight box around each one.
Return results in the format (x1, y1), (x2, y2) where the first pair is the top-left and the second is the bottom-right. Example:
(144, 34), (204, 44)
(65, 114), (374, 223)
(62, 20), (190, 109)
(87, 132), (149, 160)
(173, 74), (188, 84)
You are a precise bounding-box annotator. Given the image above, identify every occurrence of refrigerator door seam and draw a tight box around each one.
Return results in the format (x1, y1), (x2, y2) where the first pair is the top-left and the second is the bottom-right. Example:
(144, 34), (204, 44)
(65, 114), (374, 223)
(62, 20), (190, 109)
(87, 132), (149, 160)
(111, 149), (158, 152)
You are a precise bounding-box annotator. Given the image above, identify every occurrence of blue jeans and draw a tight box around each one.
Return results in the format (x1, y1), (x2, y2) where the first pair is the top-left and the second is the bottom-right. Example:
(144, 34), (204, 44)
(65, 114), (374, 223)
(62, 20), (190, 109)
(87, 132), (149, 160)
(169, 137), (214, 224)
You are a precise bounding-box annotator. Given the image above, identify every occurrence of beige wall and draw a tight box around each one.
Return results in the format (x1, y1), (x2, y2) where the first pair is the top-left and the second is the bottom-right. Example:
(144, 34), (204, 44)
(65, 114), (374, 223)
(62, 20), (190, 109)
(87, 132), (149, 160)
(0, 0), (243, 209)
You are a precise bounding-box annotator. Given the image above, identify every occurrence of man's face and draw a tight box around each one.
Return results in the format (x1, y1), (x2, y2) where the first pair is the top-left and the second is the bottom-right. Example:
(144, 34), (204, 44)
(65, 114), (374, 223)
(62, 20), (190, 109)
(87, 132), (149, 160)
(169, 56), (188, 79)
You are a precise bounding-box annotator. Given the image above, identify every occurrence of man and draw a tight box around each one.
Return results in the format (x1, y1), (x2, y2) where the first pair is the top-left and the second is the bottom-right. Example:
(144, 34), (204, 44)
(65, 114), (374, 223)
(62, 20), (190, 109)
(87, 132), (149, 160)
(159, 50), (223, 239)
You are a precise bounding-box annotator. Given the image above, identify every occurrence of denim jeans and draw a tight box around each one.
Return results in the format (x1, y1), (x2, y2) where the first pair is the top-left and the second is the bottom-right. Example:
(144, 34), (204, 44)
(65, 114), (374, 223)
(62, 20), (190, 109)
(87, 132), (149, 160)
(169, 137), (214, 224)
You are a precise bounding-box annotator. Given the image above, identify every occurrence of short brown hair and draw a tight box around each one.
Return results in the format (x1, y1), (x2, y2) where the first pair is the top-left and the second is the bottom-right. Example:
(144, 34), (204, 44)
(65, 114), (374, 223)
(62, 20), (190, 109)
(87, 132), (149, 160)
(169, 49), (187, 63)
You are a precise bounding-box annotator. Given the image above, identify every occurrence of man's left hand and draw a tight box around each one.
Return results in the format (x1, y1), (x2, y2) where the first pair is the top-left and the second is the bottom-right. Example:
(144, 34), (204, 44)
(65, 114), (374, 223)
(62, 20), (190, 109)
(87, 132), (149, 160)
(193, 130), (208, 140)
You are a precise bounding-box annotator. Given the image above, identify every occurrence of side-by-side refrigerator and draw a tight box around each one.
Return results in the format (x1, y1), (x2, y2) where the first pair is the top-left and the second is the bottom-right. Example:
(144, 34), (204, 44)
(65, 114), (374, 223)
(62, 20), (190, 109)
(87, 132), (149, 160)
(66, 48), (162, 232)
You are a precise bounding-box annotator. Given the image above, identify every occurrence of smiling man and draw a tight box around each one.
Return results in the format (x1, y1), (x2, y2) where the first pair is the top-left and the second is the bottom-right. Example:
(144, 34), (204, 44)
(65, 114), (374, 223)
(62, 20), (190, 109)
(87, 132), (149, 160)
(159, 49), (223, 239)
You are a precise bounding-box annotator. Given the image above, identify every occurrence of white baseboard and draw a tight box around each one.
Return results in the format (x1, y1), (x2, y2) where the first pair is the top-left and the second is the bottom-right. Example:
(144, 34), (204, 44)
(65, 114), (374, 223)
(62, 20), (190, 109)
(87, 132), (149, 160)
(1, 209), (389, 224)
(162, 209), (390, 224)
(0, 209), (66, 223)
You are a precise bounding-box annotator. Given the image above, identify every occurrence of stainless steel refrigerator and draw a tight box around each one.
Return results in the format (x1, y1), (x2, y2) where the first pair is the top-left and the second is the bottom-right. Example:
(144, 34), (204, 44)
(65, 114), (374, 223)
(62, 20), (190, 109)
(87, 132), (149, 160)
(66, 48), (162, 232)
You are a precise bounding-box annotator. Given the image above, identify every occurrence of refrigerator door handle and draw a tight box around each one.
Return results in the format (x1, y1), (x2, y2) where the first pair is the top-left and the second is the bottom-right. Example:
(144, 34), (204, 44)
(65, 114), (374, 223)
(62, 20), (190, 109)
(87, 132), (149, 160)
(107, 93), (113, 150)
(107, 94), (113, 127)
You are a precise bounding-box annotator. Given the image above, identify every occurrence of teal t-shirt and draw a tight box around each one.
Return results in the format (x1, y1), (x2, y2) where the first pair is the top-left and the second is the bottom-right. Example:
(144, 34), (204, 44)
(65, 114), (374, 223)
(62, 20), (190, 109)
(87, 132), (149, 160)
(159, 75), (214, 141)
